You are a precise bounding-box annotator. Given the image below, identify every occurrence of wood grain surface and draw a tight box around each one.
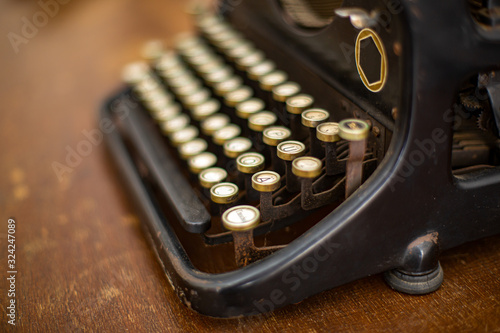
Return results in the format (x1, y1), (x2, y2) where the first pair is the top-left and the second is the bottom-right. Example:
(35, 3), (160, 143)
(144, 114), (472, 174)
(0, 0), (499, 331)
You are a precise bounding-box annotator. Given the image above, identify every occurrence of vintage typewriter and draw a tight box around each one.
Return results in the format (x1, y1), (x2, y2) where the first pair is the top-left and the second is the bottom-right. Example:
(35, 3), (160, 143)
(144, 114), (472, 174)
(102, 0), (500, 317)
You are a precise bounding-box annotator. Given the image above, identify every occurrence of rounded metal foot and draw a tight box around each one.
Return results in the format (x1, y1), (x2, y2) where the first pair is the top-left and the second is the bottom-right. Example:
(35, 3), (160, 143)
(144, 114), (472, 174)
(384, 262), (444, 295)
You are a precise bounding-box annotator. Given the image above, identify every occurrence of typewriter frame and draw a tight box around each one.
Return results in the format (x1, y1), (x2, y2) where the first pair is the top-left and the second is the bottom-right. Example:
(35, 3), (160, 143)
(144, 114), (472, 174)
(103, 0), (500, 318)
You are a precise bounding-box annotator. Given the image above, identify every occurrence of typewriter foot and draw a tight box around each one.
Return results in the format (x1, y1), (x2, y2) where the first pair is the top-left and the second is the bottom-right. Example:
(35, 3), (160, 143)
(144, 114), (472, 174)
(384, 262), (444, 295)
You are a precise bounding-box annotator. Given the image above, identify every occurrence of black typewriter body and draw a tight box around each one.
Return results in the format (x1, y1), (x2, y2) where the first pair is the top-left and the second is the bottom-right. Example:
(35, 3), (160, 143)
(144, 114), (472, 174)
(102, 0), (500, 317)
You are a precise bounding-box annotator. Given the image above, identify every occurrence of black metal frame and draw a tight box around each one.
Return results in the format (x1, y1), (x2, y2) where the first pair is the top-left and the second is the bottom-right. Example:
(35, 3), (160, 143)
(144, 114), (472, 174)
(102, 0), (500, 317)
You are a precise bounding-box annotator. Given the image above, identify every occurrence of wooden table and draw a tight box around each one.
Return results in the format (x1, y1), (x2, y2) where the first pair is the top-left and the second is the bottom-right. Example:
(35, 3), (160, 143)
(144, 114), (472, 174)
(0, 0), (499, 331)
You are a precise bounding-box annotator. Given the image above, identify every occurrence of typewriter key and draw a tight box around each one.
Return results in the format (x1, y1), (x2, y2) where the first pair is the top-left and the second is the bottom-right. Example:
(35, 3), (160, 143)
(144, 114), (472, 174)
(199, 167), (228, 189)
(224, 86), (253, 107)
(236, 50), (265, 71)
(188, 152), (218, 174)
(247, 60), (276, 81)
(196, 15), (224, 31)
(237, 152), (265, 201)
(174, 81), (203, 99)
(141, 40), (164, 61)
(338, 119), (370, 141)
(317, 122), (341, 142)
(188, 52), (218, 67)
(170, 125), (199, 147)
(226, 42), (255, 61)
(175, 33), (203, 52)
(248, 111), (277, 132)
(201, 113), (230, 136)
(338, 119), (370, 198)
(262, 126), (292, 146)
(213, 124), (241, 145)
(150, 103), (181, 123)
(259, 70), (288, 92)
(214, 76), (243, 96)
(252, 171), (281, 192)
(235, 98), (265, 120)
(317, 122), (341, 175)
(160, 113), (190, 135)
(178, 138), (208, 160)
(272, 82), (301, 102)
(122, 61), (149, 84)
(277, 141), (306, 161)
(140, 86), (172, 102)
(145, 96), (173, 114)
(237, 152), (265, 174)
(155, 51), (182, 72)
(263, 126), (291, 175)
(222, 205), (260, 231)
(133, 77), (160, 95)
(292, 156), (323, 178)
(224, 137), (253, 158)
(210, 182), (239, 204)
(183, 88), (211, 109)
(301, 108), (330, 127)
(168, 73), (199, 89)
(192, 99), (221, 121)
(216, 36), (245, 52)
(204, 66), (234, 86)
(196, 59), (226, 76)
(161, 65), (190, 81)
(302, 108), (330, 158)
(286, 94), (314, 114)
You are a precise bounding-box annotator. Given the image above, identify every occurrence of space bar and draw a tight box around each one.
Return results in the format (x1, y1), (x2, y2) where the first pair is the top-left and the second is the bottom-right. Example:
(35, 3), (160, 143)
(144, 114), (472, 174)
(119, 102), (211, 233)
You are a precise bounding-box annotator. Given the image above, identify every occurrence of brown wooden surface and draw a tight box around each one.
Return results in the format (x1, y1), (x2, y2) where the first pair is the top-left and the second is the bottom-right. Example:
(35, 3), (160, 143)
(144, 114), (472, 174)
(0, 0), (499, 331)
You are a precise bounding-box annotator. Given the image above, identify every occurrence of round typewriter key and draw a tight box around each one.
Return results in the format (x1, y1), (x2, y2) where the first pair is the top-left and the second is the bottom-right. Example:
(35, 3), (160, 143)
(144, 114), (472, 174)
(224, 86), (253, 107)
(292, 156), (323, 178)
(188, 52), (217, 67)
(213, 124), (242, 145)
(168, 73), (199, 88)
(160, 113), (190, 135)
(338, 119), (371, 141)
(251, 171), (281, 192)
(175, 33), (203, 52)
(192, 99), (220, 121)
(224, 137), (253, 158)
(301, 108), (330, 128)
(170, 125), (199, 147)
(286, 94), (314, 114)
(237, 152), (265, 174)
(262, 126), (292, 146)
(141, 86), (172, 101)
(211, 182), (239, 204)
(196, 15), (223, 30)
(196, 59), (225, 76)
(235, 98), (265, 119)
(214, 35), (244, 52)
(122, 61), (149, 84)
(214, 76), (243, 96)
(277, 140), (306, 161)
(146, 96), (173, 114)
(222, 205), (260, 231)
(201, 113), (230, 136)
(161, 65), (190, 81)
(183, 88), (211, 109)
(248, 60), (276, 81)
(141, 40), (164, 61)
(316, 122), (341, 142)
(248, 111), (277, 132)
(156, 51), (181, 71)
(150, 103), (181, 122)
(236, 50), (265, 70)
(226, 42), (254, 61)
(188, 152), (218, 174)
(178, 138), (208, 160)
(204, 66), (233, 86)
(133, 77), (160, 95)
(259, 70), (288, 91)
(199, 167), (228, 189)
(272, 82), (301, 102)
(174, 80), (202, 99)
